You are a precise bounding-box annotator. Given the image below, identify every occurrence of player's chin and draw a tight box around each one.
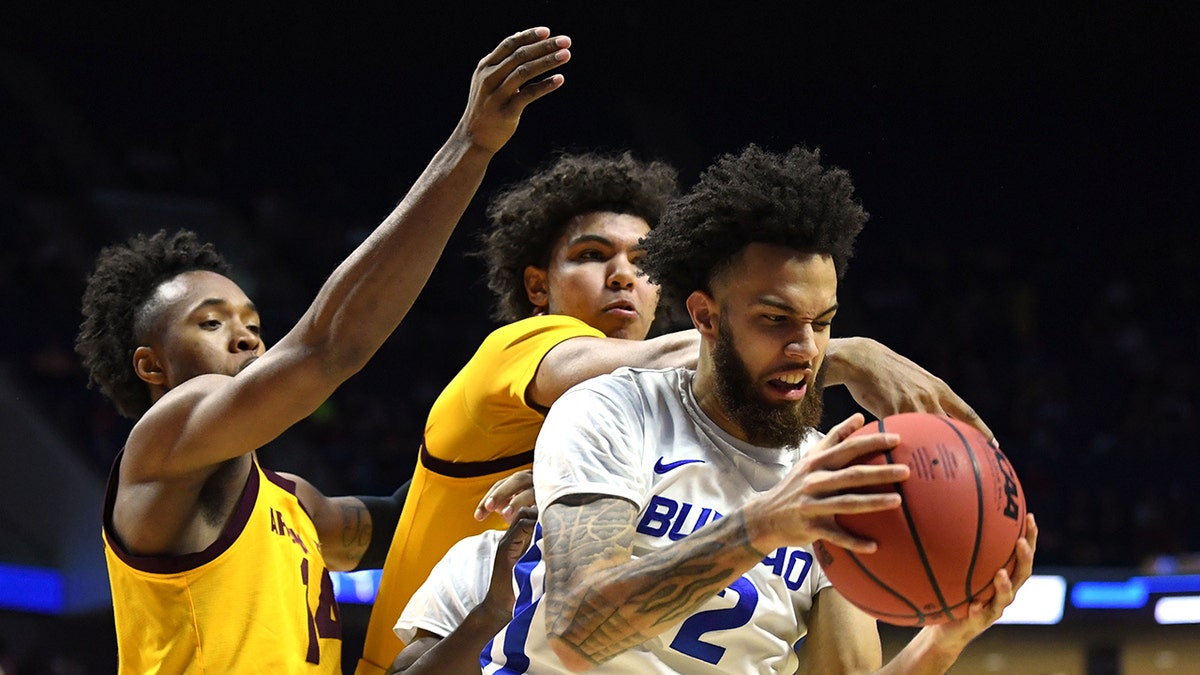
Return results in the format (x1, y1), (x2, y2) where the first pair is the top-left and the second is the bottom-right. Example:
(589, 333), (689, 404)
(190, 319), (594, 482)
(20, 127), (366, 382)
(601, 317), (649, 340)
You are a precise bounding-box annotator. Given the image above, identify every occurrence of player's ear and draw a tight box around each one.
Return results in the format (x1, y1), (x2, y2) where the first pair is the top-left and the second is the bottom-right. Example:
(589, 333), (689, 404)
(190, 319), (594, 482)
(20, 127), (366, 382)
(686, 290), (718, 337)
(133, 346), (167, 386)
(523, 265), (550, 315)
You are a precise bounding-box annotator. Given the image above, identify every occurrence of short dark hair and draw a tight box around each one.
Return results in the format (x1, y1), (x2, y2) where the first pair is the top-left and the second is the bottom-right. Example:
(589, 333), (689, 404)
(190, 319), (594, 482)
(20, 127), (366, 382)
(475, 150), (680, 323)
(76, 229), (230, 420)
(639, 144), (868, 302)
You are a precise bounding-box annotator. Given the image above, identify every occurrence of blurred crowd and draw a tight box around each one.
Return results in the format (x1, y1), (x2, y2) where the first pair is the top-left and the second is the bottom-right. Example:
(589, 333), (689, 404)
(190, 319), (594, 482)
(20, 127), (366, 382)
(2, 9), (1197, 574)
(3, 125), (1197, 573)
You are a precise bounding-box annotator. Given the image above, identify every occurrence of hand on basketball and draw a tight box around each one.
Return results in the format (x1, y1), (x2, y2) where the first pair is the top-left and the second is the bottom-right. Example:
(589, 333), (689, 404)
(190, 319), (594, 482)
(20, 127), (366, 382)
(475, 469), (537, 523)
(744, 413), (909, 554)
(927, 513), (1039, 649)
(829, 337), (997, 446)
(456, 27), (571, 154)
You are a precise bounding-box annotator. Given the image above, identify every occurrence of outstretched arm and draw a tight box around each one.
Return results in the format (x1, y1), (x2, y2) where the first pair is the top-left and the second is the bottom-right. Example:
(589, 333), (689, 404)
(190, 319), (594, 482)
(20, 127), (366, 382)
(126, 28), (571, 480)
(542, 414), (909, 672)
(528, 329), (701, 408)
(530, 333), (992, 445)
(117, 27), (571, 557)
(822, 337), (996, 443)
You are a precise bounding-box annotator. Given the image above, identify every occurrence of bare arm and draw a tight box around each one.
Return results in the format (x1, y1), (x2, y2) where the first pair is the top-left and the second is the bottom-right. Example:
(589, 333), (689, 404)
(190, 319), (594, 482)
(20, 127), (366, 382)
(822, 337), (995, 443)
(798, 589), (883, 674)
(281, 473), (375, 571)
(542, 495), (762, 671)
(116, 27), (571, 556)
(124, 28), (571, 481)
(529, 332), (994, 441)
(527, 329), (700, 408)
(543, 415), (909, 672)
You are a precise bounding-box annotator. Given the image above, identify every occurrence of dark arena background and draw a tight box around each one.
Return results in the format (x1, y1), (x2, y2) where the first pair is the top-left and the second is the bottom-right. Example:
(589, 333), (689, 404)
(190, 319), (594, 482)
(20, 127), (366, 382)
(1, 3), (1197, 673)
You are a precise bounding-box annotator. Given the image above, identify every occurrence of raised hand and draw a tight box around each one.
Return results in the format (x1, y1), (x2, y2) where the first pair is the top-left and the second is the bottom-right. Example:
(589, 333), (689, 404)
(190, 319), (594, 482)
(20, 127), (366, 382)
(456, 26), (572, 154)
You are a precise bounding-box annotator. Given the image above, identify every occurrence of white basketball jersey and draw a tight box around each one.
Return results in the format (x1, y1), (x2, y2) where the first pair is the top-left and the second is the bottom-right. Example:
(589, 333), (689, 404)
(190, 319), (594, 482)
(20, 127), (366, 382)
(394, 528), (504, 644)
(482, 367), (830, 675)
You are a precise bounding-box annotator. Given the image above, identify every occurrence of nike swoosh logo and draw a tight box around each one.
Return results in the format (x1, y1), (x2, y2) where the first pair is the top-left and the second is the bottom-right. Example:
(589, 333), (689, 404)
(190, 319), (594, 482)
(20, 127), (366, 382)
(654, 458), (705, 474)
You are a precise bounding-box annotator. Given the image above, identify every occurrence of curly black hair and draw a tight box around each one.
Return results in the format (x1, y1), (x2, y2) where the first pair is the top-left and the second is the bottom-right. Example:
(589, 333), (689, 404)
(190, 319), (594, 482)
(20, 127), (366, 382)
(76, 229), (230, 420)
(475, 150), (680, 322)
(640, 144), (868, 303)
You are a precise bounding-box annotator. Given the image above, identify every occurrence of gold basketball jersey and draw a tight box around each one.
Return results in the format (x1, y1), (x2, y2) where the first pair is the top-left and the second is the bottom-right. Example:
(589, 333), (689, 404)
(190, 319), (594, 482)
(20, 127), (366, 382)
(103, 454), (342, 673)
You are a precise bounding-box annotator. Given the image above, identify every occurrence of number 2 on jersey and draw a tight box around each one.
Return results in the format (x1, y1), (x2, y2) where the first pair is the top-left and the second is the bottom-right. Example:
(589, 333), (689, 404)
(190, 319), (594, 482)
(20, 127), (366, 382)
(669, 549), (813, 666)
(669, 576), (759, 664)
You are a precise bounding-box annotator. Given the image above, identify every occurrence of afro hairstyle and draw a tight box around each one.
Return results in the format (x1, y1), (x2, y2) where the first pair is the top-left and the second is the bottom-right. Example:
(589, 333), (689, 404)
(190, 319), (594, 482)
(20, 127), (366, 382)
(474, 150), (679, 322)
(639, 144), (868, 305)
(76, 229), (230, 419)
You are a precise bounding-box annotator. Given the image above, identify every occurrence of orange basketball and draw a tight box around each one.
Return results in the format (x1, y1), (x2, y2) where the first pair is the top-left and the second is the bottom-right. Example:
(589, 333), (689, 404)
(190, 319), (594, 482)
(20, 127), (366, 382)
(812, 413), (1026, 626)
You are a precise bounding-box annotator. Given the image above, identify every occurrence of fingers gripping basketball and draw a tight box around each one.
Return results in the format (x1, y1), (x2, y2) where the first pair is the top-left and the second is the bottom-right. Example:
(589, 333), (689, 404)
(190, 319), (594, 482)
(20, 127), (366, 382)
(813, 413), (1027, 626)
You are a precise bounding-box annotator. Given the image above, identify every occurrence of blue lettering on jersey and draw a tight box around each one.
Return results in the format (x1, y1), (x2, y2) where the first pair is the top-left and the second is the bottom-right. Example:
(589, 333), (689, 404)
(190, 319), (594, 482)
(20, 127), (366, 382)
(635, 496), (813, 589)
(636, 495), (721, 539)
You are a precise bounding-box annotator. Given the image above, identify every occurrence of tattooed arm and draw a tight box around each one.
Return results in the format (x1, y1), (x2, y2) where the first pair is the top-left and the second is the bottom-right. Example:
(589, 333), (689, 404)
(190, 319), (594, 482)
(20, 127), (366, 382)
(282, 472), (375, 571)
(540, 414), (911, 672)
(541, 494), (767, 671)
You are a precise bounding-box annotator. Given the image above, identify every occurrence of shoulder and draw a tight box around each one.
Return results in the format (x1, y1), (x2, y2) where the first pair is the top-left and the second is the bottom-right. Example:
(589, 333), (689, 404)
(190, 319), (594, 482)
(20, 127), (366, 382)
(551, 367), (689, 427)
(464, 316), (606, 376)
(580, 365), (691, 406)
(122, 373), (235, 481)
(488, 315), (605, 346)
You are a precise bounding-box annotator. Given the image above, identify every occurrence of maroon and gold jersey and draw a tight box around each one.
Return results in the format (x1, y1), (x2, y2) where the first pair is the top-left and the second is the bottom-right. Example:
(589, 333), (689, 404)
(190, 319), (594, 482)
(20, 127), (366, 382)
(357, 315), (603, 674)
(103, 454), (342, 673)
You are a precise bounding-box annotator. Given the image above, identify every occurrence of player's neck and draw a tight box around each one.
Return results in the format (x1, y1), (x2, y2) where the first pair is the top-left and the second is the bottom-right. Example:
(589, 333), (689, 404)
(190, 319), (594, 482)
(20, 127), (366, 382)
(691, 365), (751, 444)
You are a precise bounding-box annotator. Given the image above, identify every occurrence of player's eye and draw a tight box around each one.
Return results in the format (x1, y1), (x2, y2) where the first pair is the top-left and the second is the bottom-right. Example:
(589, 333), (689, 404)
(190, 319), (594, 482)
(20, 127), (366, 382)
(200, 320), (221, 330)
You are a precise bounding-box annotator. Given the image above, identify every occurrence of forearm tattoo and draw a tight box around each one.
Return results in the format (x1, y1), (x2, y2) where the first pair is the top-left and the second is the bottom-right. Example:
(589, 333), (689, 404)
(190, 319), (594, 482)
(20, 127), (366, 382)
(543, 497), (761, 666)
(338, 501), (371, 562)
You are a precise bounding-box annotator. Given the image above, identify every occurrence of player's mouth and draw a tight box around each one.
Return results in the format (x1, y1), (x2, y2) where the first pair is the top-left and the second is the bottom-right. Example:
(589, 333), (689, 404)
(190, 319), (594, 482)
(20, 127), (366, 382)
(602, 299), (639, 319)
(766, 371), (808, 400)
(237, 356), (259, 374)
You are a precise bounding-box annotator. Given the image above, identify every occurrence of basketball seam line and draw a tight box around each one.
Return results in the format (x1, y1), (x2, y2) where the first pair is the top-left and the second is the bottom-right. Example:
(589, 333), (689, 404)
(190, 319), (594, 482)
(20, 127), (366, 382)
(842, 547), (925, 624)
(939, 416), (987, 610)
(881, 419), (955, 623)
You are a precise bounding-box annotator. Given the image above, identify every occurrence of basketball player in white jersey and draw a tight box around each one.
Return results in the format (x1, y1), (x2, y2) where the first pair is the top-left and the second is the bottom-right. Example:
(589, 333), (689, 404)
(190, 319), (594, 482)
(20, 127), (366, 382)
(482, 144), (1038, 674)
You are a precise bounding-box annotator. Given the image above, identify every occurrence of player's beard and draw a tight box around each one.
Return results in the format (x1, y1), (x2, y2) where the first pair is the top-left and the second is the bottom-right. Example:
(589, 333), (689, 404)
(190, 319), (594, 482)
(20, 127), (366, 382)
(711, 318), (825, 448)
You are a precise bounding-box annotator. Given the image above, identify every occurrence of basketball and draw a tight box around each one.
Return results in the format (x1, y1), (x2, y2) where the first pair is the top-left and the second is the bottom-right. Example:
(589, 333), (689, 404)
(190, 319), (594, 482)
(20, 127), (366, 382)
(812, 412), (1026, 626)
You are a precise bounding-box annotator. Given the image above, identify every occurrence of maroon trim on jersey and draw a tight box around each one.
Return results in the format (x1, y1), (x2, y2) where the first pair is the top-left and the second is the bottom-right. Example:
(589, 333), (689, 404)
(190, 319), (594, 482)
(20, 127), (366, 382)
(102, 450), (260, 574)
(262, 466), (297, 494)
(420, 441), (535, 478)
(261, 465), (316, 521)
